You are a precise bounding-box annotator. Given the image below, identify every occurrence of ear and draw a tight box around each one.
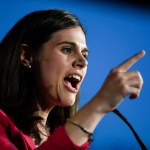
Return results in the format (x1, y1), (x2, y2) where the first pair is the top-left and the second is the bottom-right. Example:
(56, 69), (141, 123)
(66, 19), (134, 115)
(20, 44), (33, 68)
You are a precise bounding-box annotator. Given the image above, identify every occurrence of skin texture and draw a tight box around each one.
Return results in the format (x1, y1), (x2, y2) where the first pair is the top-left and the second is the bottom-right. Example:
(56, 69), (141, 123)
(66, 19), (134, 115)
(65, 50), (145, 146)
(21, 26), (88, 118)
(20, 26), (145, 146)
(96, 50), (145, 112)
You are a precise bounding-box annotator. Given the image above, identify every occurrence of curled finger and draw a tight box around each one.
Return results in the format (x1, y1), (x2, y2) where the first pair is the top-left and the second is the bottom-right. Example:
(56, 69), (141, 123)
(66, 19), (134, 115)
(128, 87), (141, 99)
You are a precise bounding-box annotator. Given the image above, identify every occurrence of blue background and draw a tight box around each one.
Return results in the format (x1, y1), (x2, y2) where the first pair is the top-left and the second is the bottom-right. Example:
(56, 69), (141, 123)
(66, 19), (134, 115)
(0, 0), (150, 149)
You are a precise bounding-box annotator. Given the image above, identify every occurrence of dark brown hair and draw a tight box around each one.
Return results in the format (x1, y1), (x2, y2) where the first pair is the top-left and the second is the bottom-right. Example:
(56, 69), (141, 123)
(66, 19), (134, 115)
(0, 9), (86, 144)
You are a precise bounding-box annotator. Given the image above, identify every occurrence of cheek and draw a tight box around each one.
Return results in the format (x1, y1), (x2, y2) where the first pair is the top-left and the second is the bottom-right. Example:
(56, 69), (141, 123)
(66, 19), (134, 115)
(40, 63), (58, 85)
(38, 57), (68, 88)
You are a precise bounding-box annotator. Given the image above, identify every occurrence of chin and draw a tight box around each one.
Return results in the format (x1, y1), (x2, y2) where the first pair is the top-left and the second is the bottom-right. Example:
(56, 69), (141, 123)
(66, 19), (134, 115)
(64, 100), (75, 107)
(62, 96), (76, 107)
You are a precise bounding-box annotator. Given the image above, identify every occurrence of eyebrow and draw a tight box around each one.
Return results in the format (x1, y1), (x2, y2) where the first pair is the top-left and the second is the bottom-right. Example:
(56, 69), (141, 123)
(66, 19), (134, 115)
(56, 41), (89, 53)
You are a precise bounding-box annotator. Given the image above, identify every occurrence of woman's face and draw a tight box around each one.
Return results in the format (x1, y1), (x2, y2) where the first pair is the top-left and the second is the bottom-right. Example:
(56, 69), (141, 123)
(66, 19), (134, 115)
(33, 27), (88, 109)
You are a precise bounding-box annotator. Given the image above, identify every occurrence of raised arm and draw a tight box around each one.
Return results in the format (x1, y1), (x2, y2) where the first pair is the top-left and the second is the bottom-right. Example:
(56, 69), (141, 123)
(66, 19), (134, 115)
(65, 50), (145, 146)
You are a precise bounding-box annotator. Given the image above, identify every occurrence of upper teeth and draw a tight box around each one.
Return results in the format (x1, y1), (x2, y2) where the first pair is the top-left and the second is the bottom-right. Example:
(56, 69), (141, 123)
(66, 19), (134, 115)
(68, 75), (81, 81)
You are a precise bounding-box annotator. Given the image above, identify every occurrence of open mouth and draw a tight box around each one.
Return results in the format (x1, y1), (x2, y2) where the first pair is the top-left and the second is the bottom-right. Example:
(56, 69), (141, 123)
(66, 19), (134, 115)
(64, 74), (81, 93)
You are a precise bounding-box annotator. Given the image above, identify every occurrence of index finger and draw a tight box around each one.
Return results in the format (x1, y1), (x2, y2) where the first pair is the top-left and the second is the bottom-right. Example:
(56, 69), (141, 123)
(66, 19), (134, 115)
(115, 50), (145, 71)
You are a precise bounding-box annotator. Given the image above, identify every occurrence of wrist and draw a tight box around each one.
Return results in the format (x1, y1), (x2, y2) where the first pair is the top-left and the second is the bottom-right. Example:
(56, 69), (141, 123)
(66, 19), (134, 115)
(92, 93), (115, 113)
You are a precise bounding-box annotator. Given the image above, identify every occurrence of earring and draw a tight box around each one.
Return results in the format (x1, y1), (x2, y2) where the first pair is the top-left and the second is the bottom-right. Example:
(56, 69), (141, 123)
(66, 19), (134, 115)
(27, 64), (31, 68)
(20, 61), (31, 68)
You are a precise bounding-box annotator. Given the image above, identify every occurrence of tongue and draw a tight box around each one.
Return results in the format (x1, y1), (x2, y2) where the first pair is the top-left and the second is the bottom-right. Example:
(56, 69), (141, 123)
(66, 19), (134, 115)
(64, 80), (77, 93)
(65, 80), (72, 87)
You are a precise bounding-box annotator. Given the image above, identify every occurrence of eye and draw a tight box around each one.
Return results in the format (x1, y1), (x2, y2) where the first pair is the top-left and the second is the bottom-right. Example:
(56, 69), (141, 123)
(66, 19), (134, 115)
(62, 47), (72, 54)
(82, 51), (89, 59)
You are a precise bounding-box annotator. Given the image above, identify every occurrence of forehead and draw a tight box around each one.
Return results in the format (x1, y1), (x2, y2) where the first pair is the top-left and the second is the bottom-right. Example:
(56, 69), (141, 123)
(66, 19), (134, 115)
(49, 27), (86, 46)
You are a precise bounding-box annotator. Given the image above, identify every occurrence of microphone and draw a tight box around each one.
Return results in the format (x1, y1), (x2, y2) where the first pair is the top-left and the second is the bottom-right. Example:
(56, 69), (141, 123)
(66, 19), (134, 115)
(113, 109), (147, 150)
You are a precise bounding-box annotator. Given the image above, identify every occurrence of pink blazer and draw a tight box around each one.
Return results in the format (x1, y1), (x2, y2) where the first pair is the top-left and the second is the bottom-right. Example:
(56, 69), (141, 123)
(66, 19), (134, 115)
(0, 109), (89, 150)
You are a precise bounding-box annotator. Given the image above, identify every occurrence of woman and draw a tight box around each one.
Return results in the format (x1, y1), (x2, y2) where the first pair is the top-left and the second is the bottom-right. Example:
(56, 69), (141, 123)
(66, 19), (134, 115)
(0, 9), (145, 149)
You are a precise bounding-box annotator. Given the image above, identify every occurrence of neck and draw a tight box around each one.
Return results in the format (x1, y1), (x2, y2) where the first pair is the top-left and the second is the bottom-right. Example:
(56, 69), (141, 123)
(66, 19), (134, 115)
(31, 107), (53, 146)
(34, 106), (54, 125)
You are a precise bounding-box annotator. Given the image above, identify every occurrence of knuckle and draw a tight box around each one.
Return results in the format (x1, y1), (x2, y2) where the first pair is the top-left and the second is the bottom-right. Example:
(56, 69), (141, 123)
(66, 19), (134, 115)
(139, 81), (144, 88)
(140, 79), (144, 85)
(136, 88), (140, 95)
(115, 72), (124, 80)
(135, 70), (141, 77)
(120, 83), (128, 92)
(136, 71), (143, 84)
(110, 68), (118, 73)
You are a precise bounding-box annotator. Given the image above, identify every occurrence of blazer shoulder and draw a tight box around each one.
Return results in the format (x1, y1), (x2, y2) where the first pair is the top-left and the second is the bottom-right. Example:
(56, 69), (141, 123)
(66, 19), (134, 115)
(0, 109), (9, 127)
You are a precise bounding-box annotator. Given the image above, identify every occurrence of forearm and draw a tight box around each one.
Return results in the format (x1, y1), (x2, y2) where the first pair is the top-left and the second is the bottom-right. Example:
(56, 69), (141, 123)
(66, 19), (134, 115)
(65, 95), (107, 146)
(65, 51), (145, 147)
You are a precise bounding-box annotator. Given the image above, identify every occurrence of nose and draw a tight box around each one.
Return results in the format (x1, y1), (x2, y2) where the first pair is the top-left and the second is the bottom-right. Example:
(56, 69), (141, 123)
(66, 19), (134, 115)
(72, 53), (88, 69)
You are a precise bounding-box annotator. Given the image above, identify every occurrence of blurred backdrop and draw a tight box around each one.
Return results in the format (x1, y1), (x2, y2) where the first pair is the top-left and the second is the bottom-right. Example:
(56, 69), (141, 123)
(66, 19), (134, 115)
(0, 0), (150, 149)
